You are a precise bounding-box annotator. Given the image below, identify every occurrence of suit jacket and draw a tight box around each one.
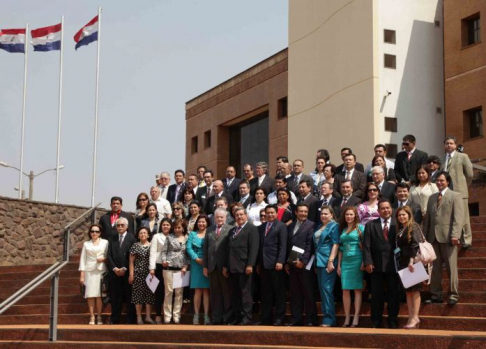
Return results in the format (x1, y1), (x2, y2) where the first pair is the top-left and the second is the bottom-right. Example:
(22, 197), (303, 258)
(258, 220), (288, 269)
(196, 185), (212, 209)
(332, 195), (361, 220)
(335, 162), (365, 174)
(167, 183), (185, 204)
(79, 239), (109, 272)
(394, 149), (428, 183)
(298, 194), (318, 222)
(363, 217), (397, 273)
(333, 170), (367, 199)
(99, 211), (135, 241)
(287, 219), (315, 264)
(250, 176), (275, 196)
(314, 221), (340, 267)
(392, 200), (422, 224)
(442, 152), (473, 199)
(106, 232), (137, 273)
(204, 193), (233, 215)
(236, 195), (253, 209)
(203, 223), (233, 272)
(423, 189), (464, 244)
(287, 173), (313, 196)
(223, 177), (241, 200)
(310, 197), (337, 224)
(378, 181), (397, 204)
(227, 221), (260, 273)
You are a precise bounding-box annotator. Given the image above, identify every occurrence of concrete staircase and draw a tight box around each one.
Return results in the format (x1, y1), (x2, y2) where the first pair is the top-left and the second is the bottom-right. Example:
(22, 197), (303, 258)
(1, 216), (486, 348)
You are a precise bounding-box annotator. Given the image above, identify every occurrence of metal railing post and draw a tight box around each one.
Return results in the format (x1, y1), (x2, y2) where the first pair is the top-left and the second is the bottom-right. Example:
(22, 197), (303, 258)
(48, 271), (60, 342)
(63, 228), (70, 262)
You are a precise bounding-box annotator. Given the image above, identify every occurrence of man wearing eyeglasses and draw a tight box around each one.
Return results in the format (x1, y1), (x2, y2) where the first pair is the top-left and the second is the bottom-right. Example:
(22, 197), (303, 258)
(98, 196), (134, 240)
(394, 134), (428, 185)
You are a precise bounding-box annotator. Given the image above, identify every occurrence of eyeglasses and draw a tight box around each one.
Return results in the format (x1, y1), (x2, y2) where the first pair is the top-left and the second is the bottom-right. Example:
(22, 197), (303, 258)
(368, 188), (379, 192)
(174, 207), (182, 210)
(116, 224), (126, 227)
(90, 230), (101, 233)
(402, 142), (410, 146)
(138, 198), (148, 202)
(427, 161), (438, 164)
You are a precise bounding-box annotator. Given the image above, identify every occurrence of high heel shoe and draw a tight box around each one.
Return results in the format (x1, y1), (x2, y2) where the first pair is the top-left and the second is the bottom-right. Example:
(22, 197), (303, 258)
(137, 316), (144, 325)
(193, 314), (200, 325)
(350, 316), (359, 328)
(96, 315), (103, 325)
(89, 316), (95, 325)
(404, 319), (420, 329)
(342, 316), (351, 327)
(145, 317), (155, 324)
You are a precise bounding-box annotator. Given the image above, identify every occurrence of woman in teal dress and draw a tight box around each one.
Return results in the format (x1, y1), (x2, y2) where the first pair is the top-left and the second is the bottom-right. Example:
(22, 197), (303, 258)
(187, 214), (210, 325)
(313, 205), (340, 327)
(337, 206), (364, 328)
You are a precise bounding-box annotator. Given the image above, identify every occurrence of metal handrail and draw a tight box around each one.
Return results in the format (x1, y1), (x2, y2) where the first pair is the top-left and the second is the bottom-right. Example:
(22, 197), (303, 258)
(473, 164), (486, 172)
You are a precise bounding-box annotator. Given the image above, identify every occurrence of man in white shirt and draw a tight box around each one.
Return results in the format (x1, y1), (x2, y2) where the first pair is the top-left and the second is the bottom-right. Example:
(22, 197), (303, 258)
(150, 186), (172, 218)
(158, 172), (171, 200)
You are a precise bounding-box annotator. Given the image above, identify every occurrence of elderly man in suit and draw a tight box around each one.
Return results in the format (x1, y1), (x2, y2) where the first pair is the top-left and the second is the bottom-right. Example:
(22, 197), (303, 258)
(205, 180), (233, 216)
(442, 136), (474, 249)
(363, 199), (399, 329)
(371, 166), (396, 204)
(285, 204), (317, 326)
(250, 162), (275, 196)
(288, 159), (313, 196)
(203, 208), (233, 325)
(99, 196), (134, 240)
(424, 171), (464, 305)
(394, 134), (428, 185)
(256, 205), (288, 326)
(223, 166), (241, 200)
(223, 207), (259, 325)
(106, 217), (137, 324)
(392, 182), (422, 224)
(333, 154), (367, 199)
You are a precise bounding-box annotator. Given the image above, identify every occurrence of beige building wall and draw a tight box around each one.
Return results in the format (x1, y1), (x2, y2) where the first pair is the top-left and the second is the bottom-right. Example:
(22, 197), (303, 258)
(288, 0), (379, 169)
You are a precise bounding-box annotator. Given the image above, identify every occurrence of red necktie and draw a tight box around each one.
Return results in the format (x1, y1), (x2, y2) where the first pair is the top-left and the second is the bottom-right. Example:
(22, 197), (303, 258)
(216, 226), (221, 236)
(265, 223), (272, 237)
(383, 220), (389, 241)
(341, 198), (347, 207)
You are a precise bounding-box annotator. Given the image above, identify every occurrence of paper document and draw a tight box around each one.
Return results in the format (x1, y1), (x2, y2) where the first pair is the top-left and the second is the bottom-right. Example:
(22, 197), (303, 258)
(397, 262), (429, 289)
(173, 271), (190, 289)
(306, 255), (315, 270)
(146, 274), (160, 293)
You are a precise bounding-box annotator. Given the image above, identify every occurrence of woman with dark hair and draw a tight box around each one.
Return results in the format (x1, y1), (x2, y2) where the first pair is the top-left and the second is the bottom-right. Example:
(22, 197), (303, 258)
(337, 206), (364, 328)
(357, 183), (381, 225)
(396, 206), (424, 329)
(368, 155), (396, 183)
(323, 164), (336, 185)
(141, 203), (160, 238)
(310, 157), (327, 196)
(247, 187), (268, 226)
(276, 187), (295, 225)
(149, 218), (172, 324)
(79, 224), (108, 325)
(313, 205), (340, 327)
(134, 192), (150, 228)
(161, 219), (189, 324)
(129, 227), (155, 324)
(187, 214), (211, 324)
(181, 188), (196, 217)
(187, 200), (202, 232)
(409, 165), (439, 219)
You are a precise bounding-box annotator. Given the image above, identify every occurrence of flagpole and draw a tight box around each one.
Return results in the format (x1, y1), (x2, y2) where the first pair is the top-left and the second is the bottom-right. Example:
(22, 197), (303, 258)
(19, 23), (29, 200)
(55, 16), (64, 204)
(91, 7), (102, 207)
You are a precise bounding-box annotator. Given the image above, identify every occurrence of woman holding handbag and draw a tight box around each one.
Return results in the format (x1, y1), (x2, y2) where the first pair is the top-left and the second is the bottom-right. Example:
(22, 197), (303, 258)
(79, 224), (109, 325)
(396, 206), (423, 329)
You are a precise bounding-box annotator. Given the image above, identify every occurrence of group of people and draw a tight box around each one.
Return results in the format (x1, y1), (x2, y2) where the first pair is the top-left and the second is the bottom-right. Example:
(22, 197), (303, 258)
(78, 134), (473, 329)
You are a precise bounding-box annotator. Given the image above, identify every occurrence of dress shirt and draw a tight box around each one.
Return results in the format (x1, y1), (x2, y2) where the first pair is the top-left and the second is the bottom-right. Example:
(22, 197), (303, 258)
(445, 151), (456, 171)
(397, 200), (409, 207)
(377, 180), (385, 191)
(239, 194), (250, 203)
(343, 168), (355, 179)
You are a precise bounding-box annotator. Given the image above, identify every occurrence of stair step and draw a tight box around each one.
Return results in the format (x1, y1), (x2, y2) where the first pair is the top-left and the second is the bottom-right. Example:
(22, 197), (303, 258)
(470, 216), (486, 224)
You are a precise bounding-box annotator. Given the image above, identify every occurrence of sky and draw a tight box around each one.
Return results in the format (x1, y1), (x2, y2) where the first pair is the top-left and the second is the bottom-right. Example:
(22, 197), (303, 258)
(0, 0), (288, 211)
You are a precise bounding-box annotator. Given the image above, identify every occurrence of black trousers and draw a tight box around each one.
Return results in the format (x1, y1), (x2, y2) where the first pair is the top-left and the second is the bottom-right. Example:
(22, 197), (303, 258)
(154, 263), (165, 316)
(260, 268), (286, 323)
(228, 272), (253, 322)
(109, 273), (136, 324)
(370, 271), (400, 324)
(289, 267), (317, 325)
(209, 268), (232, 324)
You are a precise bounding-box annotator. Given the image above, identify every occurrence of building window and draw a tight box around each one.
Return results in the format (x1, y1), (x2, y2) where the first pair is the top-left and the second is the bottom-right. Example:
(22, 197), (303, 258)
(191, 136), (198, 154)
(384, 30), (396, 44)
(464, 107), (483, 139)
(384, 54), (396, 69)
(385, 144), (398, 159)
(204, 130), (211, 149)
(384, 117), (397, 132)
(278, 97), (288, 119)
(462, 13), (480, 47)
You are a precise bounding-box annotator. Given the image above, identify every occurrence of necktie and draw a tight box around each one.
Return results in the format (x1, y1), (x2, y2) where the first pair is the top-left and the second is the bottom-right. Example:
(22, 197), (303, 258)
(207, 186), (211, 197)
(119, 234), (124, 247)
(233, 226), (242, 239)
(346, 171), (351, 180)
(407, 152), (412, 161)
(293, 222), (301, 235)
(383, 220), (389, 241)
(227, 178), (233, 188)
(446, 155), (451, 172)
(216, 226), (222, 237)
(265, 223), (272, 237)
(175, 185), (181, 200)
(341, 198), (347, 207)
(437, 192), (443, 207)
(323, 198), (328, 206)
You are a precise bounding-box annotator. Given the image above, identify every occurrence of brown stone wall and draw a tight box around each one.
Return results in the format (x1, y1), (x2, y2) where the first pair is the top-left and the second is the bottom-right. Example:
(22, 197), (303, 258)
(0, 196), (109, 266)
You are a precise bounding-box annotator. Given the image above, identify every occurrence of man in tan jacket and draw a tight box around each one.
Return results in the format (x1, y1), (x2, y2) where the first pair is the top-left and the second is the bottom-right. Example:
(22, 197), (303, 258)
(442, 136), (474, 249)
(424, 171), (464, 305)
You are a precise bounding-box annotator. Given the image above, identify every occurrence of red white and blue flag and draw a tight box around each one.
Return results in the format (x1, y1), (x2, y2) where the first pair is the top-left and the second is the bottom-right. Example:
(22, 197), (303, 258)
(0, 28), (26, 53)
(31, 23), (62, 52)
(74, 16), (98, 50)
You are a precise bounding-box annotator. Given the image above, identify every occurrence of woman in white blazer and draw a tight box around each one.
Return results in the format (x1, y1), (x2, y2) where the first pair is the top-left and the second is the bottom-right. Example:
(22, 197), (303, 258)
(149, 218), (172, 324)
(79, 224), (109, 325)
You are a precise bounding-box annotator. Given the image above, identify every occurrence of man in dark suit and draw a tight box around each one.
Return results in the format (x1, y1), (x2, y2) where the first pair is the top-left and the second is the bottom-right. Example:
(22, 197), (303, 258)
(335, 147), (365, 174)
(203, 208), (233, 324)
(426, 155), (442, 184)
(250, 162), (275, 196)
(371, 166), (396, 204)
(333, 154), (367, 199)
(223, 207), (259, 325)
(363, 199), (399, 329)
(310, 181), (336, 224)
(394, 134), (428, 185)
(196, 170), (214, 209)
(257, 205), (288, 325)
(99, 196), (134, 241)
(298, 179), (318, 222)
(205, 180), (233, 215)
(287, 159), (313, 196)
(167, 169), (185, 204)
(237, 180), (253, 209)
(285, 204), (317, 326)
(106, 217), (137, 324)
(392, 182), (422, 224)
(332, 180), (361, 219)
(223, 166), (241, 200)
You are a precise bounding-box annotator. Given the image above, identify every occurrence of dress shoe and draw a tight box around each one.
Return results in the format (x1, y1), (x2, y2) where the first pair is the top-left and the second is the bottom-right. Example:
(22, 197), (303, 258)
(228, 319), (240, 326)
(239, 319), (252, 326)
(273, 320), (283, 326)
(425, 298), (443, 304)
(448, 298), (458, 305)
(388, 321), (398, 329)
(372, 322), (382, 328)
(285, 321), (302, 327)
(306, 322), (315, 327)
(462, 244), (471, 250)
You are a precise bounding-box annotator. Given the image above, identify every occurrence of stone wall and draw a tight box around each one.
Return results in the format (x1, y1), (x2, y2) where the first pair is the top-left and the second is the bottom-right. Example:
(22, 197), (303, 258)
(0, 196), (109, 266)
